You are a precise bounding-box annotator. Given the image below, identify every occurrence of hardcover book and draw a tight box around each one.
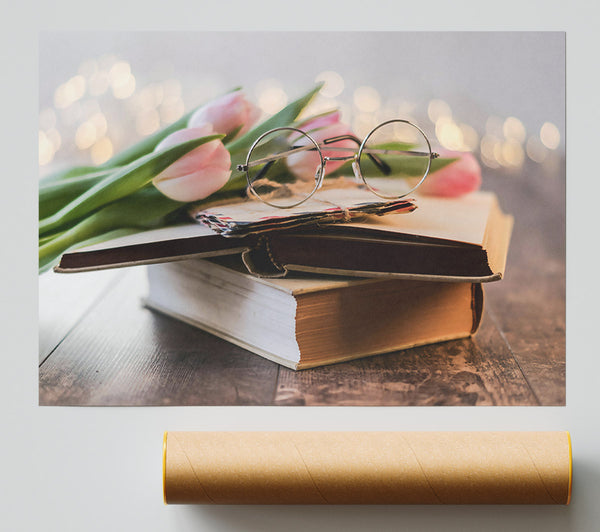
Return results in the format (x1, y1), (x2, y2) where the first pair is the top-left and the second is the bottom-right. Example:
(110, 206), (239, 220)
(145, 256), (484, 370)
(55, 190), (513, 283)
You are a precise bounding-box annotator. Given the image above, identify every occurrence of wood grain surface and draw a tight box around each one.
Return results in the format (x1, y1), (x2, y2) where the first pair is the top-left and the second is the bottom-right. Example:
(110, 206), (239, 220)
(39, 160), (565, 406)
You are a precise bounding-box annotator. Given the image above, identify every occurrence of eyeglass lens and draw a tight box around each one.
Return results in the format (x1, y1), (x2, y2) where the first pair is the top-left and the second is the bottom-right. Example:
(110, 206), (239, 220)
(246, 127), (323, 208)
(358, 120), (432, 199)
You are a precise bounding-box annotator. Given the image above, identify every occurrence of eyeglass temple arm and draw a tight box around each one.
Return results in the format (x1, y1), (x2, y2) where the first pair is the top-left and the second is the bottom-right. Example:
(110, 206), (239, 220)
(249, 160), (276, 181)
(237, 145), (312, 171)
(322, 134), (391, 175)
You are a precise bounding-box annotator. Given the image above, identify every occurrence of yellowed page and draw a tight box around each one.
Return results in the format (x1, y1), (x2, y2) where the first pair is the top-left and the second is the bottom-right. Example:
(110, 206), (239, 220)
(344, 191), (498, 245)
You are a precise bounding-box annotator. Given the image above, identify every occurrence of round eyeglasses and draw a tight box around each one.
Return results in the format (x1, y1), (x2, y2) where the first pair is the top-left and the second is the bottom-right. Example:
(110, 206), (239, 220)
(236, 119), (439, 209)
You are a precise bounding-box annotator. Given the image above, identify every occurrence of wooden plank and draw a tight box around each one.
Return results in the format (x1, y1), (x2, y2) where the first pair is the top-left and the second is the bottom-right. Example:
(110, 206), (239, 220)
(273, 308), (538, 406)
(39, 269), (120, 364)
(39, 268), (279, 406)
(483, 159), (566, 405)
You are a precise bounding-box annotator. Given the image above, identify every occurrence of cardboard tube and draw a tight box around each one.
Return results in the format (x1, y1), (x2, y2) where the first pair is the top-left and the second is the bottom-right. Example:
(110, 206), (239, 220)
(163, 431), (572, 505)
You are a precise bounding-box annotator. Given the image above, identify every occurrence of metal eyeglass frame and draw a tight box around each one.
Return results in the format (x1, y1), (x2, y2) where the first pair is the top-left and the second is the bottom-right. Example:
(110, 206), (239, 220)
(236, 118), (439, 209)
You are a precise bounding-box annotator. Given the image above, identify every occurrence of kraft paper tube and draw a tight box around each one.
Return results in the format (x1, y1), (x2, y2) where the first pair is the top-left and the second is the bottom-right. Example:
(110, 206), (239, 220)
(163, 431), (572, 505)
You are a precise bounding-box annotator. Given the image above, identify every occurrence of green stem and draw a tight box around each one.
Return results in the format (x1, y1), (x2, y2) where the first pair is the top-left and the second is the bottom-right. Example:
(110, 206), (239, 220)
(38, 187), (185, 272)
(39, 169), (116, 219)
(39, 134), (223, 237)
(40, 165), (103, 185)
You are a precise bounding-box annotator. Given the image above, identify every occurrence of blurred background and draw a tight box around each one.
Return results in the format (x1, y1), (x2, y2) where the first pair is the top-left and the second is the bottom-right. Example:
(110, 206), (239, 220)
(38, 31), (564, 176)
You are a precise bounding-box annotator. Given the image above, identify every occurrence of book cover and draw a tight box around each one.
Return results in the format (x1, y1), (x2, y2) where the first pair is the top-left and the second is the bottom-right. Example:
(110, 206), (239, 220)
(55, 191), (512, 283)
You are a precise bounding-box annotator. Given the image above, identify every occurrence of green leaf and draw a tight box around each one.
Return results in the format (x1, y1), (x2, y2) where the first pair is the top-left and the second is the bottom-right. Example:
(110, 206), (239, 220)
(328, 156), (458, 179)
(39, 169), (115, 219)
(226, 101), (333, 190)
(294, 108), (339, 128)
(97, 109), (199, 169)
(371, 141), (416, 151)
(39, 186), (185, 273)
(227, 83), (324, 155)
(222, 124), (243, 145)
(39, 134), (224, 236)
(40, 165), (102, 185)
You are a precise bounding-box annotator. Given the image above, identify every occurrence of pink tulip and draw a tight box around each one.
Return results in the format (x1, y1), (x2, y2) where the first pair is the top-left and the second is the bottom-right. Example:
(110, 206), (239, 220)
(152, 125), (231, 202)
(417, 150), (482, 198)
(188, 91), (261, 139)
(287, 111), (356, 180)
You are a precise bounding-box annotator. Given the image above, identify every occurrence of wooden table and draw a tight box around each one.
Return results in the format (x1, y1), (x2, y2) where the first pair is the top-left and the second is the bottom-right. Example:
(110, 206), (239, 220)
(39, 159), (565, 406)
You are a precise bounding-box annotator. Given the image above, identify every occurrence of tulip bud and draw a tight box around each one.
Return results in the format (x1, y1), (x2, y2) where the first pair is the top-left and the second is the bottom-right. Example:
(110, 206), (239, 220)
(152, 125), (231, 202)
(418, 150), (482, 198)
(287, 112), (356, 181)
(189, 91), (261, 139)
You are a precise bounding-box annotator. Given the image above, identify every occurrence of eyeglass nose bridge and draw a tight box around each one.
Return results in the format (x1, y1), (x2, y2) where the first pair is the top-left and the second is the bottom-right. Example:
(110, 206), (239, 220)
(322, 153), (357, 163)
(318, 152), (363, 187)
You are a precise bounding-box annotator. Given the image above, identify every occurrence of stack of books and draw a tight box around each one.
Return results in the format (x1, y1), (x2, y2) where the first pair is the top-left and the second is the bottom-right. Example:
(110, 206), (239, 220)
(57, 190), (512, 370)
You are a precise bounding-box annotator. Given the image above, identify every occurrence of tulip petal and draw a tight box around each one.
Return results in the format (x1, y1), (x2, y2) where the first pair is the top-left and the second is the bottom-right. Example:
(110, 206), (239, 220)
(153, 167), (231, 202)
(154, 140), (222, 181)
(189, 91), (260, 139)
(155, 125), (214, 151)
(418, 150), (482, 197)
(153, 141), (232, 202)
(303, 111), (341, 130)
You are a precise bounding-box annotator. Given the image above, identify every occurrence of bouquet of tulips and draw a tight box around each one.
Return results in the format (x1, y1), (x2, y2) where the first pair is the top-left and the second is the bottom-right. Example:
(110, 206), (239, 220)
(39, 84), (481, 273)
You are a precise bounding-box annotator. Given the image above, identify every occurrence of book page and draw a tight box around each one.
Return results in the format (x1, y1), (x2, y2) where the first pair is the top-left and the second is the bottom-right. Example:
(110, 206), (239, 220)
(342, 191), (497, 246)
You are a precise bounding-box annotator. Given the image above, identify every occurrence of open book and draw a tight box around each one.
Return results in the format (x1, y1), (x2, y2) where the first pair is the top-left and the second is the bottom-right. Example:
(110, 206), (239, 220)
(55, 190), (513, 283)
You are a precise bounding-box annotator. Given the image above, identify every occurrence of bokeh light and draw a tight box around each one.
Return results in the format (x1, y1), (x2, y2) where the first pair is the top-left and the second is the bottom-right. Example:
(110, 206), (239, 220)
(91, 137), (113, 164)
(428, 99), (452, 123)
(39, 108), (57, 130)
(46, 128), (62, 152)
(526, 136), (548, 163)
(39, 131), (55, 166)
(112, 75), (136, 99)
(89, 112), (108, 137)
(501, 139), (525, 168)
(540, 122), (560, 149)
(256, 79), (288, 115)
(315, 71), (345, 98)
(503, 116), (526, 143)
(89, 70), (110, 96)
(459, 123), (479, 151)
(40, 53), (564, 174)
(136, 110), (161, 136)
(352, 113), (380, 139)
(435, 116), (464, 151)
(353, 86), (381, 113)
(75, 121), (97, 150)
(480, 135), (501, 168)
(109, 61), (136, 99)
(159, 100), (184, 124)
